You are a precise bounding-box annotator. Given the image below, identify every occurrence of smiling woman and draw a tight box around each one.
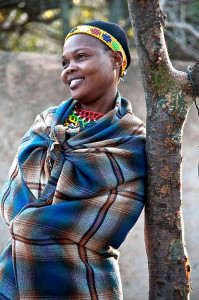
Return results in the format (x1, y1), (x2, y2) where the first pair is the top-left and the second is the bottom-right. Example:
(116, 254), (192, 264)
(61, 34), (119, 113)
(0, 21), (146, 299)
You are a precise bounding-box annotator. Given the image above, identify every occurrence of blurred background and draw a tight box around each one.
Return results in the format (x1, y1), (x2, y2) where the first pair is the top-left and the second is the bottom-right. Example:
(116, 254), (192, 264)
(0, 0), (199, 61)
(0, 0), (199, 299)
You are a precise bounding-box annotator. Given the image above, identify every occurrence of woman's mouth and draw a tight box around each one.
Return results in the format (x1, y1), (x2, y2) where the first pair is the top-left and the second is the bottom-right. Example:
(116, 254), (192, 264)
(69, 78), (84, 89)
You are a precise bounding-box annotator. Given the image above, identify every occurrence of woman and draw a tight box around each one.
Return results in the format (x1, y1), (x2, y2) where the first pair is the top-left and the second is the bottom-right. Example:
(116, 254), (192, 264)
(0, 21), (146, 299)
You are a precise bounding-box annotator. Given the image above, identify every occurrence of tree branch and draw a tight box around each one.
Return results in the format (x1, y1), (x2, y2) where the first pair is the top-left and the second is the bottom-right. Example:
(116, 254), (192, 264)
(166, 22), (199, 40)
(165, 30), (199, 61)
(167, 0), (198, 6)
(1, 18), (29, 32)
(127, 0), (198, 298)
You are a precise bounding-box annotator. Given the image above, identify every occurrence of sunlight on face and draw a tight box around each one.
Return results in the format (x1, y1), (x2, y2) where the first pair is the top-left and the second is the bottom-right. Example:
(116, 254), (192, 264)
(61, 34), (118, 113)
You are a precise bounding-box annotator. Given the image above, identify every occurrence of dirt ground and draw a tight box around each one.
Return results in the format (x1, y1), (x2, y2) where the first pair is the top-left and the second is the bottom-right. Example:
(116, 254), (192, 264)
(0, 51), (198, 299)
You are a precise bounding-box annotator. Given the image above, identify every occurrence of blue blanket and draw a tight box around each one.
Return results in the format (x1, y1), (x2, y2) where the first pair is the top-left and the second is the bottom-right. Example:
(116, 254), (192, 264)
(0, 92), (146, 299)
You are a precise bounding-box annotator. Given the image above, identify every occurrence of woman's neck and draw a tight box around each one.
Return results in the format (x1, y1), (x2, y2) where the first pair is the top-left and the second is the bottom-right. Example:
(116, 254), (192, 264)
(80, 93), (117, 114)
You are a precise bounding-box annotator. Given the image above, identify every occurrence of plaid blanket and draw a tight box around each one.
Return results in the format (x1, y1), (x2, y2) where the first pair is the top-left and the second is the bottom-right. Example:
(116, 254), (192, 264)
(0, 92), (146, 299)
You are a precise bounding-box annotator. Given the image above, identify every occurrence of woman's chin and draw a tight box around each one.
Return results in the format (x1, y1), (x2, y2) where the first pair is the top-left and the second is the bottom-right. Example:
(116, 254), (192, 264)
(70, 91), (87, 102)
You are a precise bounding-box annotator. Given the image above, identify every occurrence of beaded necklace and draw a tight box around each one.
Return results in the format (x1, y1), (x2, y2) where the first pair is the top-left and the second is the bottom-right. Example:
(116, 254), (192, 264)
(64, 103), (104, 132)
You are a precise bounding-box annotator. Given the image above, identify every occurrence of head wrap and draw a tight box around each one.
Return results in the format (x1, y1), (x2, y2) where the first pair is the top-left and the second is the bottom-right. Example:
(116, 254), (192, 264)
(65, 20), (131, 77)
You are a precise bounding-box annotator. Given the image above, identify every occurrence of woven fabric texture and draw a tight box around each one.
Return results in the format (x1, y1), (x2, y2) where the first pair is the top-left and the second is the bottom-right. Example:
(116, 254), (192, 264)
(0, 92), (146, 299)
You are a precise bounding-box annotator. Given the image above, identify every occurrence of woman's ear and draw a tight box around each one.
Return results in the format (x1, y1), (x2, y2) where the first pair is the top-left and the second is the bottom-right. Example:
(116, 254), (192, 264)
(112, 51), (123, 70)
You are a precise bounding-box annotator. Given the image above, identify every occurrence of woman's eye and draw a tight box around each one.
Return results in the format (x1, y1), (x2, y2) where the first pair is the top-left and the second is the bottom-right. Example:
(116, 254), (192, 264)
(62, 61), (69, 68)
(78, 53), (86, 59)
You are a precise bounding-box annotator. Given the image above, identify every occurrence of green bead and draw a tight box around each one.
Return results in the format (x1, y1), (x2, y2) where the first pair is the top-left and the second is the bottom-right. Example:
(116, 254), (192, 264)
(112, 41), (120, 51)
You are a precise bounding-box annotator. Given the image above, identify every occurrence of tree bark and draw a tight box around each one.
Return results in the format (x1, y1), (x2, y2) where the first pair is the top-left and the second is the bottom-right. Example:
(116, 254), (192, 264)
(127, 0), (199, 299)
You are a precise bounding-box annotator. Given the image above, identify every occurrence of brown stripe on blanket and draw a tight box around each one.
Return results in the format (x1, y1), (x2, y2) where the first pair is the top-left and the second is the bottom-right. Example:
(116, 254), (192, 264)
(11, 233), (74, 246)
(105, 152), (124, 185)
(54, 190), (69, 201)
(79, 190), (117, 247)
(25, 182), (46, 200)
(1, 164), (19, 220)
(131, 122), (145, 136)
(117, 190), (144, 202)
(78, 245), (99, 300)
(26, 182), (46, 191)
(77, 191), (118, 296)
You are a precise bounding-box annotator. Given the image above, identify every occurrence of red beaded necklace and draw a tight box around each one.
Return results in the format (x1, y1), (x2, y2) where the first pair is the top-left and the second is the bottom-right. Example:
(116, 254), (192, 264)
(75, 103), (104, 122)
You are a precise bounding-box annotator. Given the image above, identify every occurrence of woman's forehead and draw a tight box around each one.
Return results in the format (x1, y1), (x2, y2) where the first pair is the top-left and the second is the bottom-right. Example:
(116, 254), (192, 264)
(63, 34), (104, 53)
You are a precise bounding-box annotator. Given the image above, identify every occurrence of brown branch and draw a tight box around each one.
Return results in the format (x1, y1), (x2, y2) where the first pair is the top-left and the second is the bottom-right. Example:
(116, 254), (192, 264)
(165, 30), (199, 61)
(166, 22), (199, 40)
(0, 14), (60, 32)
(167, 0), (198, 5)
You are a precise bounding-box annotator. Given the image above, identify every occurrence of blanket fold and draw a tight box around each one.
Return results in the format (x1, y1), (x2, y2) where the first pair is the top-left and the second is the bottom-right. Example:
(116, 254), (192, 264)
(0, 92), (146, 299)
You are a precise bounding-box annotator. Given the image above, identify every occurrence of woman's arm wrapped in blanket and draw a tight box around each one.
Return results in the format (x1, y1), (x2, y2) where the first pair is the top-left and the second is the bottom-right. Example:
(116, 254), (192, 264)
(0, 112), (52, 225)
(10, 178), (145, 255)
(1, 97), (146, 255)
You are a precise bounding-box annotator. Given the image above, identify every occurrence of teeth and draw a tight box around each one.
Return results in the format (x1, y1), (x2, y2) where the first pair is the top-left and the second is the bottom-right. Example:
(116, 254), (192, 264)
(69, 79), (83, 87)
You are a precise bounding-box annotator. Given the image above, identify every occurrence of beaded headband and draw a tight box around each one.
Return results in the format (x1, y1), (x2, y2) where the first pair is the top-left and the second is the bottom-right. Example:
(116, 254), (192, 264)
(65, 25), (127, 77)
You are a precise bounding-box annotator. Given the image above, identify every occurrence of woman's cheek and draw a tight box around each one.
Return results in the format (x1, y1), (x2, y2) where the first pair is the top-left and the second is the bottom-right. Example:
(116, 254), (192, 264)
(61, 69), (68, 85)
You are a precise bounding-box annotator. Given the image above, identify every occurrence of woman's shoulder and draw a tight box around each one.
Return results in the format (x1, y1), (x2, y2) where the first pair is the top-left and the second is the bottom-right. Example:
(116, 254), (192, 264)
(120, 96), (146, 132)
(38, 99), (72, 126)
(40, 101), (64, 118)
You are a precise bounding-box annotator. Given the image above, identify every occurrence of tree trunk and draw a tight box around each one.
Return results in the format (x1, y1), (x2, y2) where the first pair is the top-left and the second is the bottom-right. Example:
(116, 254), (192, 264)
(108, 0), (123, 24)
(60, 0), (70, 44)
(127, 0), (199, 299)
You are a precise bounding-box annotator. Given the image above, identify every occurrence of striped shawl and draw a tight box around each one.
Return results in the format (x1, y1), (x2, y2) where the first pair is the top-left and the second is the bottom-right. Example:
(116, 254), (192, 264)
(0, 93), (146, 299)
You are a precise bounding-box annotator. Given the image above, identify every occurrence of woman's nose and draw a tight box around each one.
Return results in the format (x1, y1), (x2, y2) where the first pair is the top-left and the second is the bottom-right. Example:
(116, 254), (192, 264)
(66, 61), (78, 74)
(61, 62), (78, 85)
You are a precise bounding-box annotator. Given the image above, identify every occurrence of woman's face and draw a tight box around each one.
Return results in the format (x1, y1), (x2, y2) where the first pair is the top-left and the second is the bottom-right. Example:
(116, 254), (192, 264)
(61, 34), (119, 112)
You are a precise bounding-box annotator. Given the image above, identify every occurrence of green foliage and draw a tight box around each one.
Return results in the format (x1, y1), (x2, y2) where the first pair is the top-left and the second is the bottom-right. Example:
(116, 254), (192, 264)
(0, 0), (134, 54)
(13, 21), (62, 53)
(0, 2), (63, 53)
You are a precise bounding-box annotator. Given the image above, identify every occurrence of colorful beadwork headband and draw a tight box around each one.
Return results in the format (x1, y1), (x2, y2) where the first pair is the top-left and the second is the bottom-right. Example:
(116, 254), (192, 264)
(65, 25), (127, 77)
